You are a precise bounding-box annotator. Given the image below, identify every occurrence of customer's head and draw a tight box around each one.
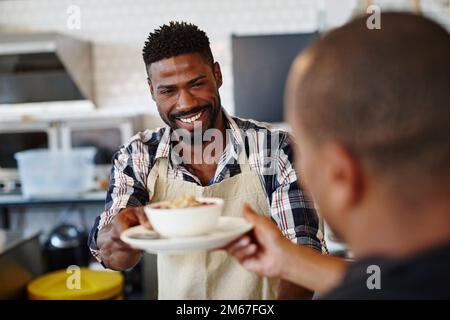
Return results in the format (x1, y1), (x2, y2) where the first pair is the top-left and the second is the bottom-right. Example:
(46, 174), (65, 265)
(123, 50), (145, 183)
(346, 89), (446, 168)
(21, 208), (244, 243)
(143, 21), (223, 134)
(286, 13), (450, 245)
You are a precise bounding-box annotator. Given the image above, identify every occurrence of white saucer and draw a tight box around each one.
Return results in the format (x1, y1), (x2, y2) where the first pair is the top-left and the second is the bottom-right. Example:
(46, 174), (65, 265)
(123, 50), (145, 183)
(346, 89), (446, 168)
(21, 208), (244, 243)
(120, 216), (253, 254)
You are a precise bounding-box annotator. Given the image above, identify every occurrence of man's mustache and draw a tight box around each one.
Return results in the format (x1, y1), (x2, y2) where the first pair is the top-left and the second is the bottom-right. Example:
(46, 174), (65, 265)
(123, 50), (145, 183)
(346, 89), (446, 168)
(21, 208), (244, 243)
(169, 104), (211, 120)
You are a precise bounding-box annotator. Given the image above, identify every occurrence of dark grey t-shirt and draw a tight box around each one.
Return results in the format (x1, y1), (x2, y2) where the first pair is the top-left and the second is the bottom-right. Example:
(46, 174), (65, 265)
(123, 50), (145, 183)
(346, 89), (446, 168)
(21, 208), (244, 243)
(323, 242), (450, 300)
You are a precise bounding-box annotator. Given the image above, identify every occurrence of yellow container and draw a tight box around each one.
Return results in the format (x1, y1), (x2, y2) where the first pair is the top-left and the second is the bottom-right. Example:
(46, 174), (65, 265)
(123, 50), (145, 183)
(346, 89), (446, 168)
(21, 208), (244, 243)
(27, 268), (124, 300)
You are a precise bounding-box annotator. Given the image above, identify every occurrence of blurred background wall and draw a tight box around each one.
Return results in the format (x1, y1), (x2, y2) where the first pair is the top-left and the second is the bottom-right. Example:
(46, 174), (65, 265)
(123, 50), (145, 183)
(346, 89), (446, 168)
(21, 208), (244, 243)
(1, 0), (447, 117)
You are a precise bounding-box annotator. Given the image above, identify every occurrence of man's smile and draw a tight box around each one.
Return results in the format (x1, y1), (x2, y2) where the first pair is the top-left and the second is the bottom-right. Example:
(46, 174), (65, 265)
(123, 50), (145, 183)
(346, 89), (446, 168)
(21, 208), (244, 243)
(177, 110), (204, 123)
(173, 107), (211, 132)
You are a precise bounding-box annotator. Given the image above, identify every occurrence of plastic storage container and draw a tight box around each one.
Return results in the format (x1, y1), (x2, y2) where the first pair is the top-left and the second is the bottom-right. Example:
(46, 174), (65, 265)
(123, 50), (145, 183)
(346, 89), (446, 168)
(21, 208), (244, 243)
(15, 148), (96, 198)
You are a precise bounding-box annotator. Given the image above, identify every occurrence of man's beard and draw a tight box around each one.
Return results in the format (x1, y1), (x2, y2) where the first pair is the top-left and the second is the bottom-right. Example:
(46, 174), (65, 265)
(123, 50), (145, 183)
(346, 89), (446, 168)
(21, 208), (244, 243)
(165, 95), (222, 145)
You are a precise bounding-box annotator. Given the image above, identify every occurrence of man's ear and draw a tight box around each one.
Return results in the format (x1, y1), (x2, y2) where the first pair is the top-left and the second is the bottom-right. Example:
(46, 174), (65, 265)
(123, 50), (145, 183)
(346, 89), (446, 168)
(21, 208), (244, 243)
(323, 142), (364, 211)
(213, 62), (223, 88)
(147, 77), (156, 101)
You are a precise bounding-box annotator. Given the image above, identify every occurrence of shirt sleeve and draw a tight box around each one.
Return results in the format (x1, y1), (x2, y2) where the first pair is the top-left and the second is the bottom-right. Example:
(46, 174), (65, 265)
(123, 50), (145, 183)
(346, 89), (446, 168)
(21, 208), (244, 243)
(270, 134), (323, 252)
(88, 140), (150, 262)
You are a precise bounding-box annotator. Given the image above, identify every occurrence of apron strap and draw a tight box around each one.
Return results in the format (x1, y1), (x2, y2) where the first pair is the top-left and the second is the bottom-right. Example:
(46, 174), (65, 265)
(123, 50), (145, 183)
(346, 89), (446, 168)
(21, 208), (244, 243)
(157, 157), (169, 179)
(237, 144), (251, 173)
(226, 112), (252, 174)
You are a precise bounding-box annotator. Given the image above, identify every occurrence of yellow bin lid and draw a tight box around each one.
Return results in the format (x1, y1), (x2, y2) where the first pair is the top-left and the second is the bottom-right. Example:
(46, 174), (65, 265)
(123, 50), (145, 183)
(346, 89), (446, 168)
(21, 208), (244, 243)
(27, 268), (124, 300)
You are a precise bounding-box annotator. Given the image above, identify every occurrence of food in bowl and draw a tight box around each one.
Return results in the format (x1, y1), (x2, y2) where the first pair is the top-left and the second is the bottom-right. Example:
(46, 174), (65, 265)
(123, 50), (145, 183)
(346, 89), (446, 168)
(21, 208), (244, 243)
(150, 195), (213, 209)
(144, 196), (224, 238)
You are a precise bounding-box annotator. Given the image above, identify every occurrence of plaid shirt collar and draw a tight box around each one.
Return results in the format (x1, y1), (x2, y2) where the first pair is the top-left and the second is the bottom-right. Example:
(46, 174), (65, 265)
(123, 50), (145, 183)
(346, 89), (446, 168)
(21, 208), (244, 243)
(153, 109), (244, 184)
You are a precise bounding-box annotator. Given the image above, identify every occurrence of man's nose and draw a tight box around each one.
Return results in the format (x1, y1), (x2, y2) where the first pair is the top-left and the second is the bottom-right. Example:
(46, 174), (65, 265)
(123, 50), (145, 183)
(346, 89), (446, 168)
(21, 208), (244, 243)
(177, 89), (197, 111)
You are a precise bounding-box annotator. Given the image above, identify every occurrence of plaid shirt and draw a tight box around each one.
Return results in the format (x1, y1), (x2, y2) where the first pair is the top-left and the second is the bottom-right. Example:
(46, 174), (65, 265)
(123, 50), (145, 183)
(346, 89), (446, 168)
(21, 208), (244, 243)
(88, 111), (322, 261)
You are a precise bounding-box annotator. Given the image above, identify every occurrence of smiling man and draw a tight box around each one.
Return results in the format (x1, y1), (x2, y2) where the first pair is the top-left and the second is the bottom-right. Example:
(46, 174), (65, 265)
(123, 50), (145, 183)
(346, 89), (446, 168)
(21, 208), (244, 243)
(88, 22), (322, 299)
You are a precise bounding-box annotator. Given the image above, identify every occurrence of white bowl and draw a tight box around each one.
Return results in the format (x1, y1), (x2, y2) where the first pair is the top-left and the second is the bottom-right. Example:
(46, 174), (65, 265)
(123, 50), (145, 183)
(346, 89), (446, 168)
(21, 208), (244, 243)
(144, 197), (224, 238)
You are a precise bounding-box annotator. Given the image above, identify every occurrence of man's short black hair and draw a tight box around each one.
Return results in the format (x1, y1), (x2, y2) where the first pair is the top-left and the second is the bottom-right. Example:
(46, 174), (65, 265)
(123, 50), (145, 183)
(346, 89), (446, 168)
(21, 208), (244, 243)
(142, 21), (214, 73)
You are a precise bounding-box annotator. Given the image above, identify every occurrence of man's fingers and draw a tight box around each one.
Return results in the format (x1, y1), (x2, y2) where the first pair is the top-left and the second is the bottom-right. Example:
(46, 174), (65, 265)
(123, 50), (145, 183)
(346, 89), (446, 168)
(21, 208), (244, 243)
(110, 236), (143, 253)
(133, 207), (153, 230)
(117, 207), (152, 230)
(121, 214), (139, 229)
(117, 209), (140, 229)
(120, 245), (143, 254)
(136, 210), (153, 230)
(116, 244), (143, 254)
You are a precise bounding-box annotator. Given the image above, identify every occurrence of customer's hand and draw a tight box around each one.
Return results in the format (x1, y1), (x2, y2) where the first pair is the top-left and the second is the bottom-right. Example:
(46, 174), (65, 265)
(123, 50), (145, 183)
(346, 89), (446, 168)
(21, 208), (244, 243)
(97, 206), (152, 270)
(225, 203), (292, 278)
(226, 204), (349, 293)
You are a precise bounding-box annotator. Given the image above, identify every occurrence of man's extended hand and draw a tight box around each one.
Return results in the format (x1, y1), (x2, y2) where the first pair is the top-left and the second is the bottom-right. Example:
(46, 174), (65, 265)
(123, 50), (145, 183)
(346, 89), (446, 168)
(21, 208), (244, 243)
(97, 206), (152, 271)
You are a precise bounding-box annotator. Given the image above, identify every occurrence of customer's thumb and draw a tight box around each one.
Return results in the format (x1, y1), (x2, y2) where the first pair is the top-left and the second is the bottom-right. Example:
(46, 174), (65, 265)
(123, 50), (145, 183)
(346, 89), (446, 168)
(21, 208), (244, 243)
(242, 203), (258, 223)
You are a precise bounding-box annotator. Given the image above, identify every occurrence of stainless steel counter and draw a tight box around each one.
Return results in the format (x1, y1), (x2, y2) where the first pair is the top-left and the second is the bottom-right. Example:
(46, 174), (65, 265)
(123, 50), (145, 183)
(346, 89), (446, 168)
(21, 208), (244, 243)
(0, 191), (106, 229)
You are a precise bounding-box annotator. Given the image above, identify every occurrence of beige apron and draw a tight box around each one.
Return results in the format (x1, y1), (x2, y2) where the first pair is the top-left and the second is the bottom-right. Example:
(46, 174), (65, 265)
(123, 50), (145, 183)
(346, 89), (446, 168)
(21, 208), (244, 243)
(146, 128), (279, 299)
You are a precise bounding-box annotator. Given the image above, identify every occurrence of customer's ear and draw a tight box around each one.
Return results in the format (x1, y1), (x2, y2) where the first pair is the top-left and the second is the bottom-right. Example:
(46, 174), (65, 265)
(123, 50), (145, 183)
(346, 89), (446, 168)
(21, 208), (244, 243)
(322, 142), (364, 212)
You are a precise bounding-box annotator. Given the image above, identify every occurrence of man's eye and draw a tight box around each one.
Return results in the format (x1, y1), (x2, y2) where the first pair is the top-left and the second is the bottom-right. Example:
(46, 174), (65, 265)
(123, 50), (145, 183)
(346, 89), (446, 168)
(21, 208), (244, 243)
(160, 89), (174, 95)
(191, 82), (204, 88)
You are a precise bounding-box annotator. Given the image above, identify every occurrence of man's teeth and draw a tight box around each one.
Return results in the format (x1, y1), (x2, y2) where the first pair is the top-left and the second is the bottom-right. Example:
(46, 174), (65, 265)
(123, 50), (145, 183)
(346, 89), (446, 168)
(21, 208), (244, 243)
(178, 111), (203, 123)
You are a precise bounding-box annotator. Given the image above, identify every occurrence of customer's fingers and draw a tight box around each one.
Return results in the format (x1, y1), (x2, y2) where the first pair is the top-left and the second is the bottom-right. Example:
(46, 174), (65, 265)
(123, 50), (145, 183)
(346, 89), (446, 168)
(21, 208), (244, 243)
(242, 257), (263, 274)
(226, 236), (251, 254)
(232, 244), (258, 262)
(243, 203), (276, 234)
(242, 203), (259, 222)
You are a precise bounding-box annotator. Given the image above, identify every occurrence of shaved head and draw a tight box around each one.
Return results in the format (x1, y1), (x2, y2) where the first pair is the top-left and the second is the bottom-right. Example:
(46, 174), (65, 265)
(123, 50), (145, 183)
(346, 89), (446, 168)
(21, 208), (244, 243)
(288, 12), (450, 182)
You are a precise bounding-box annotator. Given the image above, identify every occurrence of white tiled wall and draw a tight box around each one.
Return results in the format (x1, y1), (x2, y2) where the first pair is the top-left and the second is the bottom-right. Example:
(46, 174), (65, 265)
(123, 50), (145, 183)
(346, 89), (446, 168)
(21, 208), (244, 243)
(0, 0), (448, 116)
(357, 0), (450, 28)
(0, 0), (320, 115)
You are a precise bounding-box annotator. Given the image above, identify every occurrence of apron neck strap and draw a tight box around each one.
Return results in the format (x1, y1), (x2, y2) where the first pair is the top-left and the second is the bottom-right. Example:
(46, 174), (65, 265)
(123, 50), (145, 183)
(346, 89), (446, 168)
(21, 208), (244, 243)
(226, 113), (251, 173)
(235, 139), (250, 173)
(157, 157), (169, 178)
